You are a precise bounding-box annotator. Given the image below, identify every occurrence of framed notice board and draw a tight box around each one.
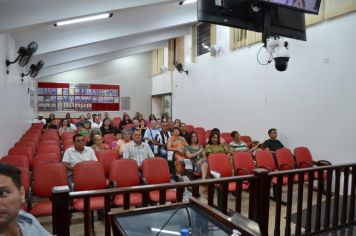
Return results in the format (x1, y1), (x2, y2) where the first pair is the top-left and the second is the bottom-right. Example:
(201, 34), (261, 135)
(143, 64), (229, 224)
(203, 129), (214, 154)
(37, 82), (120, 111)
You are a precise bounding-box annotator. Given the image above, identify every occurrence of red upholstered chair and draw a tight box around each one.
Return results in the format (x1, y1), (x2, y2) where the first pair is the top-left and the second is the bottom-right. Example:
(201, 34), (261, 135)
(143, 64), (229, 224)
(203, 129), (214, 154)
(73, 161), (106, 211)
(255, 150), (277, 172)
(112, 117), (121, 128)
(240, 135), (253, 148)
(37, 146), (61, 160)
(294, 146), (331, 168)
(220, 132), (232, 146)
(95, 150), (119, 185)
(62, 131), (76, 141)
(38, 140), (60, 147)
(233, 152), (255, 190)
(35, 152), (61, 163)
(18, 167), (31, 211)
(124, 124), (134, 129)
(141, 157), (176, 203)
(275, 148), (296, 171)
(185, 125), (194, 133)
(103, 134), (115, 146)
(8, 147), (34, 168)
(30, 163), (68, 216)
(33, 154), (60, 169)
(14, 142), (36, 156)
(22, 134), (41, 145)
(19, 137), (39, 149)
(208, 153), (237, 192)
(194, 127), (205, 134)
(196, 132), (206, 148)
(1, 155), (30, 170)
(110, 159), (142, 206)
(41, 133), (60, 142)
(71, 118), (80, 124)
(31, 123), (44, 131)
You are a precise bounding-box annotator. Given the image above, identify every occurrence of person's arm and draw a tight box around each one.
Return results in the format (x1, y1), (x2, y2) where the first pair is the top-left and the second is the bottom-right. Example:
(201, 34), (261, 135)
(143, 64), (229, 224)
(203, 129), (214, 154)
(185, 147), (203, 159)
(62, 150), (73, 170)
(229, 144), (235, 155)
(89, 148), (98, 161)
(143, 129), (151, 141)
(123, 144), (130, 159)
(62, 162), (73, 171)
(167, 137), (178, 152)
(146, 143), (155, 158)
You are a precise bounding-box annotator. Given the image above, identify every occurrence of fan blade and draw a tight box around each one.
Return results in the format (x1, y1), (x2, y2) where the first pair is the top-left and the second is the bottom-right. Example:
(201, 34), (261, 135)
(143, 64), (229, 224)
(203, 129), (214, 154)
(18, 41), (38, 67)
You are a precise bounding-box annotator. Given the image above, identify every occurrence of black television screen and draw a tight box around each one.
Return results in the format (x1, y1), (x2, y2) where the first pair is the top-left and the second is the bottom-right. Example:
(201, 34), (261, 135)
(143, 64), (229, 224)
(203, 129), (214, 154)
(197, 0), (306, 41)
(258, 0), (321, 14)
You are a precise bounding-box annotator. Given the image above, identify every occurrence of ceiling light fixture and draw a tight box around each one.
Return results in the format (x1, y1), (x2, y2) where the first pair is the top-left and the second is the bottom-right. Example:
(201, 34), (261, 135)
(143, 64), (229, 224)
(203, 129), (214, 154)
(54, 13), (113, 26)
(179, 0), (197, 5)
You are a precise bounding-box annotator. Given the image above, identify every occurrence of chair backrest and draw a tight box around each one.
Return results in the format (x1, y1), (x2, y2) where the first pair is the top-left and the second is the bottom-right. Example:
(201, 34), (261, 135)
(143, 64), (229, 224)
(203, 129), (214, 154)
(240, 135), (253, 147)
(33, 163), (68, 197)
(112, 117), (121, 128)
(208, 153), (232, 177)
(255, 150), (276, 172)
(19, 137), (39, 149)
(95, 150), (119, 177)
(141, 157), (170, 184)
(71, 118), (80, 124)
(18, 167), (31, 196)
(0, 155), (30, 170)
(294, 146), (314, 168)
(233, 152), (255, 175)
(41, 133), (60, 141)
(110, 159), (140, 187)
(103, 134), (115, 146)
(31, 123), (44, 131)
(194, 127), (205, 134)
(196, 132), (206, 147)
(275, 148), (296, 170)
(35, 152), (61, 163)
(62, 131), (76, 140)
(37, 146), (61, 159)
(124, 124), (134, 129)
(33, 154), (61, 169)
(220, 132), (232, 145)
(38, 140), (60, 147)
(185, 125), (194, 133)
(14, 142), (36, 155)
(8, 147), (34, 167)
(73, 161), (106, 191)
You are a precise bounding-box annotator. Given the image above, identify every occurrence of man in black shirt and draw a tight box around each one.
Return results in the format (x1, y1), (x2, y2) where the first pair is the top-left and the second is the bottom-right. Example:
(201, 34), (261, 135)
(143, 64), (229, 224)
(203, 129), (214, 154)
(263, 128), (284, 152)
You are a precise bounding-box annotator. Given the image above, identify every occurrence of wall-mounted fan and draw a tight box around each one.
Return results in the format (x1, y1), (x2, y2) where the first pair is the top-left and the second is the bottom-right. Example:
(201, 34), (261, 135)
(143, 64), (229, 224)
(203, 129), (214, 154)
(6, 41), (38, 74)
(174, 61), (188, 75)
(21, 60), (44, 79)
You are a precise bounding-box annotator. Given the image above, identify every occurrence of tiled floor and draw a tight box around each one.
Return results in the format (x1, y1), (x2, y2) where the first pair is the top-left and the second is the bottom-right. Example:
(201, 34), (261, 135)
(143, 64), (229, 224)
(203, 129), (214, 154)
(37, 184), (355, 235)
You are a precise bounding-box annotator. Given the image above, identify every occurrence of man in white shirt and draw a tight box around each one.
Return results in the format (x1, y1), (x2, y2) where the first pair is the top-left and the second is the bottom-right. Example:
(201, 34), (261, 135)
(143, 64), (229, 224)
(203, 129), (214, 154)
(123, 130), (154, 167)
(143, 120), (161, 154)
(91, 116), (102, 129)
(62, 134), (97, 170)
(32, 115), (46, 124)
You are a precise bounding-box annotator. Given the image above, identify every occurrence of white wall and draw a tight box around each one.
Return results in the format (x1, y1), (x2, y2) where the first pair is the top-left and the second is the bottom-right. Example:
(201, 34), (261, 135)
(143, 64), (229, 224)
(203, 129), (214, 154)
(0, 34), (34, 156)
(38, 53), (152, 119)
(169, 13), (356, 164)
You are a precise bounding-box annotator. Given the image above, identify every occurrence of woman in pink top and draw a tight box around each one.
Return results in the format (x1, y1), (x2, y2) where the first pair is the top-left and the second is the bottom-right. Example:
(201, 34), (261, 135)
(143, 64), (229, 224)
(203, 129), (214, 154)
(115, 129), (132, 156)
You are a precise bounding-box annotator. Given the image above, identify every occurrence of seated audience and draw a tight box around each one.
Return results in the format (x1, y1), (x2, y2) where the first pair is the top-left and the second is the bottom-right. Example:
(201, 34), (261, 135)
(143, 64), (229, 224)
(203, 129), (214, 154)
(119, 114), (133, 131)
(174, 119), (181, 128)
(250, 140), (263, 156)
(111, 131), (123, 150)
(65, 112), (71, 120)
(62, 134), (97, 171)
(103, 112), (109, 119)
(115, 129), (131, 156)
(147, 114), (156, 127)
(123, 130), (154, 167)
(100, 118), (115, 136)
(180, 123), (190, 140)
(46, 119), (58, 130)
(132, 112), (141, 121)
(139, 119), (147, 139)
(97, 113), (102, 120)
(86, 113), (92, 122)
(67, 119), (77, 131)
(185, 132), (208, 179)
(32, 114), (46, 124)
(59, 119), (74, 137)
(156, 121), (171, 159)
(131, 119), (140, 133)
(229, 131), (249, 154)
(90, 114), (97, 124)
(45, 113), (56, 128)
(86, 128), (102, 146)
(78, 120), (91, 137)
(75, 115), (86, 129)
(91, 135), (110, 151)
(91, 116), (102, 129)
(0, 163), (51, 236)
(205, 131), (228, 156)
(168, 121), (175, 132)
(263, 128), (284, 152)
(167, 127), (188, 176)
(143, 120), (161, 154)
(206, 128), (226, 145)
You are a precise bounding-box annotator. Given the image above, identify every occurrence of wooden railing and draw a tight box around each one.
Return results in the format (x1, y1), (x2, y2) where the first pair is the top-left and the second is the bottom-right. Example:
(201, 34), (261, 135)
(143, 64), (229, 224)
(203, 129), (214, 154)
(52, 163), (356, 236)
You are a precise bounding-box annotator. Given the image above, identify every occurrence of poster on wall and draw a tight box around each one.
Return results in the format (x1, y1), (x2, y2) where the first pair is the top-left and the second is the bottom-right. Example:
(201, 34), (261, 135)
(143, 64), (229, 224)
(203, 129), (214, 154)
(37, 82), (120, 111)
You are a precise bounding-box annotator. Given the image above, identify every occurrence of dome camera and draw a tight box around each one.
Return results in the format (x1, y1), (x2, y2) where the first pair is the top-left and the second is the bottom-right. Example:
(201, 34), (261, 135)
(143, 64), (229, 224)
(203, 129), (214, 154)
(266, 37), (290, 72)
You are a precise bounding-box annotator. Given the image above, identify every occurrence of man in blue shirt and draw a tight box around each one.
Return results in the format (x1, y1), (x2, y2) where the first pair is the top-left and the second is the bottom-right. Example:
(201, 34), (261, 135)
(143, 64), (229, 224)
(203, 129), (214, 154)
(0, 163), (51, 236)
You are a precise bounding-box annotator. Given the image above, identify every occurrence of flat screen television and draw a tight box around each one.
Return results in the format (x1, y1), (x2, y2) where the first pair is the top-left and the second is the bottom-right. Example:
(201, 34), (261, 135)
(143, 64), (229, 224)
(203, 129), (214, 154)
(197, 0), (306, 41)
(258, 0), (321, 15)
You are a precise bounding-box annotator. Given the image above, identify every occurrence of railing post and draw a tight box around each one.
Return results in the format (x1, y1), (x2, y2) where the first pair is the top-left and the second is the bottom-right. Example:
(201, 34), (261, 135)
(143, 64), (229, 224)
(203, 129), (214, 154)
(52, 186), (70, 236)
(251, 169), (270, 236)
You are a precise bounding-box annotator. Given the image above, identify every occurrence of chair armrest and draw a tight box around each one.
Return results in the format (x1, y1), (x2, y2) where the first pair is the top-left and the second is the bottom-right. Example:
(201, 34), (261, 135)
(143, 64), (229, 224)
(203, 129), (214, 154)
(316, 160), (331, 166)
(109, 180), (117, 188)
(141, 177), (148, 185)
(27, 186), (33, 211)
(235, 168), (250, 175)
(298, 161), (313, 168)
(279, 163), (294, 170)
(258, 166), (272, 172)
(210, 170), (221, 178)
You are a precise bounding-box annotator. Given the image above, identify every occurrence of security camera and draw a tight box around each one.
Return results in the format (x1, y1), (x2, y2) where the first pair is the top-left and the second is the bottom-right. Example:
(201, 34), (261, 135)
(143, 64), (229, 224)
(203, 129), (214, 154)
(266, 37), (290, 72)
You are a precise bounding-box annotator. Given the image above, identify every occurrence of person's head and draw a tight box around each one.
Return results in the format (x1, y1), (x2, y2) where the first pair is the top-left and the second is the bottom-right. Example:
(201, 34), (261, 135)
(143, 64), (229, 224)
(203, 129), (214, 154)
(102, 118), (111, 127)
(73, 134), (85, 151)
(211, 128), (220, 135)
(94, 116), (101, 124)
(79, 115), (85, 122)
(38, 115), (43, 120)
(174, 119), (181, 128)
(161, 122), (169, 132)
(65, 113), (71, 119)
(139, 119), (146, 128)
(149, 114), (156, 121)
(187, 132), (199, 145)
(231, 131), (241, 142)
(86, 113), (91, 119)
(122, 129), (132, 142)
(93, 135), (104, 146)
(123, 114), (130, 122)
(98, 113), (102, 119)
(61, 119), (69, 127)
(90, 128), (102, 140)
(180, 123), (186, 132)
(135, 112), (140, 118)
(251, 141), (260, 149)
(114, 130), (122, 141)
(0, 163), (25, 229)
(83, 121), (91, 129)
(133, 119), (139, 128)
(169, 122), (175, 130)
(156, 119), (162, 128)
(132, 130), (142, 144)
(208, 131), (220, 145)
(103, 112), (109, 119)
(138, 113), (144, 120)
(92, 114), (97, 120)
(49, 113), (55, 119)
(268, 128), (278, 140)
(151, 120), (158, 129)
(172, 127), (181, 137)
